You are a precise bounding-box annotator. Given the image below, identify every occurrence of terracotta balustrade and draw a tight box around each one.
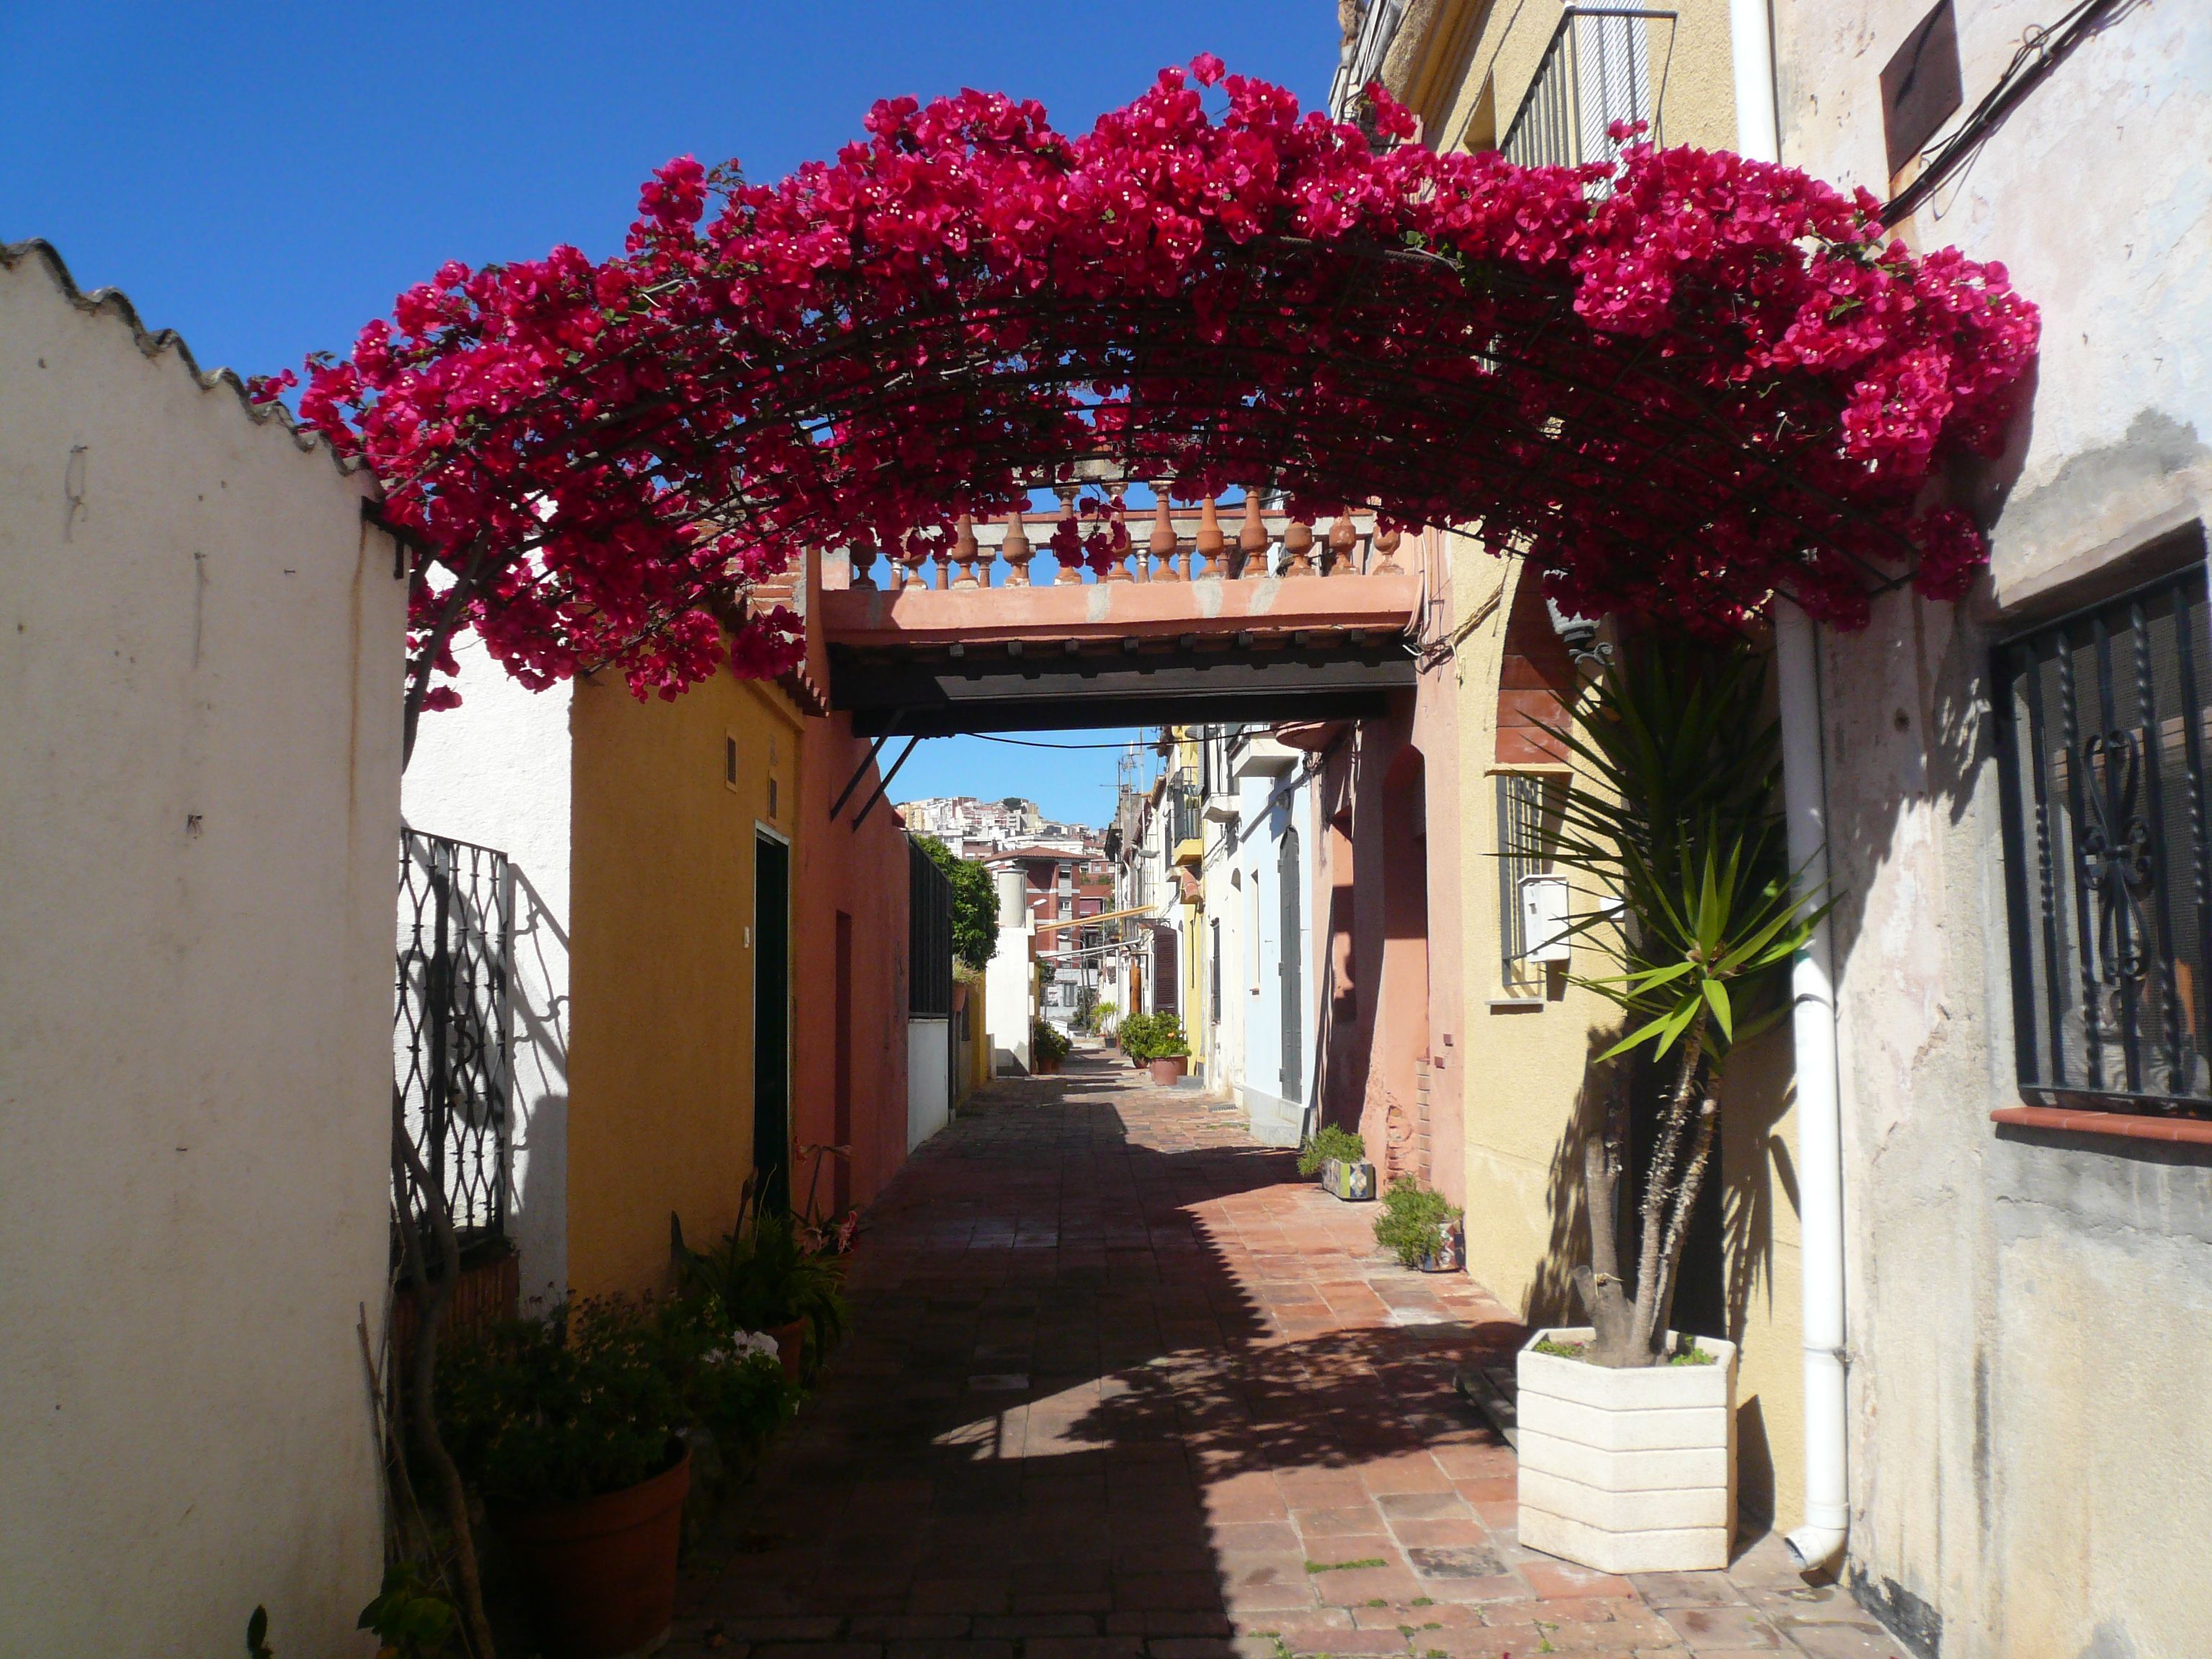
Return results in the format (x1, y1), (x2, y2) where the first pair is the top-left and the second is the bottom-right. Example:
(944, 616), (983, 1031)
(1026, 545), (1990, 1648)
(815, 494), (1397, 591)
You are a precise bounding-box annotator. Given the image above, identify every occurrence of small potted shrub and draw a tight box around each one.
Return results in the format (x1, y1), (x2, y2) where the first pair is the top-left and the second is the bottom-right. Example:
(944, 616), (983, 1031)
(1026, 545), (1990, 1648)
(1141, 1013), (1190, 1084)
(676, 1206), (848, 1385)
(1119, 1011), (1156, 1068)
(1096, 1000), (1120, 1048)
(439, 1299), (696, 1659)
(1374, 1177), (1462, 1269)
(1297, 1123), (1375, 1202)
(1032, 1019), (1070, 1074)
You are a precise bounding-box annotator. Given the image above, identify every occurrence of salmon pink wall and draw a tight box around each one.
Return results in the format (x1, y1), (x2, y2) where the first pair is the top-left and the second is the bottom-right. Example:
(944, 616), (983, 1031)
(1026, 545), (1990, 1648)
(791, 709), (910, 1220)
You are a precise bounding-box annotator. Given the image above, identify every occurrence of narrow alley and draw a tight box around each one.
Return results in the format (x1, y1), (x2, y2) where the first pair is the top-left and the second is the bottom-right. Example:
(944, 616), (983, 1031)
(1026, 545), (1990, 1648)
(667, 1054), (1894, 1659)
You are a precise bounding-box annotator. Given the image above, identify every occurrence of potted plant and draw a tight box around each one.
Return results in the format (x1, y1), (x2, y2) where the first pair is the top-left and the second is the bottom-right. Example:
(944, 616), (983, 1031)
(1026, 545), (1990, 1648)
(437, 1299), (695, 1659)
(1095, 1000), (1120, 1048)
(1373, 1177), (1462, 1269)
(1297, 1123), (1375, 1202)
(1032, 1019), (1070, 1074)
(1118, 1010), (1156, 1068)
(1514, 639), (1825, 1574)
(1139, 1012), (1190, 1084)
(675, 1201), (849, 1385)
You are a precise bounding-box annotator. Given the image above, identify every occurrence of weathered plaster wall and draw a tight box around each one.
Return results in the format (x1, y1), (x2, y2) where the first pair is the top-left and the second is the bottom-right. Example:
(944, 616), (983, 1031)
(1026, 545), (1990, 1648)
(567, 673), (803, 1298)
(1778, 4), (2212, 1652)
(0, 245), (401, 1656)
(402, 639), (572, 1308)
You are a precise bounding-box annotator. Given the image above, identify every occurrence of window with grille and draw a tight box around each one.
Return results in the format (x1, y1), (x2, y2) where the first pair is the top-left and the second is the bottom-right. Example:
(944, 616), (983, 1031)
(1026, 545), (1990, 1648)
(1995, 562), (2212, 1118)
(1496, 773), (1565, 987)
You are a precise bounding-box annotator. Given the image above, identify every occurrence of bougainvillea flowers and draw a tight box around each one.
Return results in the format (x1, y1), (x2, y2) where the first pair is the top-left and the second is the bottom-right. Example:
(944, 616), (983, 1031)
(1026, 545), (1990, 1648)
(297, 60), (2036, 729)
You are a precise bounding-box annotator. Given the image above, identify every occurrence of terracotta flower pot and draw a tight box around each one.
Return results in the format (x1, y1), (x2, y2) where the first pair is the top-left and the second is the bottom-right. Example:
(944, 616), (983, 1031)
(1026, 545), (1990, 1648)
(1148, 1055), (1188, 1085)
(771, 1318), (806, 1383)
(493, 1444), (691, 1659)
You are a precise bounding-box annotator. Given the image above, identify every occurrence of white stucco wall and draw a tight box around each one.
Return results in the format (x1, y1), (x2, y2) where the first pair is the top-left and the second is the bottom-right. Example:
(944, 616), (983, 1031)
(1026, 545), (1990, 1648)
(403, 640), (572, 1308)
(907, 1017), (951, 1147)
(988, 867), (1033, 1073)
(0, 244), (404, 1656)
(1776, 7), (2212, 1654)
(1228, 744), (1310, 1146)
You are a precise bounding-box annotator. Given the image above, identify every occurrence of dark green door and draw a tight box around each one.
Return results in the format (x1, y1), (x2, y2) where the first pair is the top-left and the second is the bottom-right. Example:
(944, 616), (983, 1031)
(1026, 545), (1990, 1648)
(753, 832), (791, 1213)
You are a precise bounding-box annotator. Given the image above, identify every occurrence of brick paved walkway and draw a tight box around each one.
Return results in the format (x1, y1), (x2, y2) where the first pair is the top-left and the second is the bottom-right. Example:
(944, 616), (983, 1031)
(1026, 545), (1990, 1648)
(669, 1053), (1898, 1659)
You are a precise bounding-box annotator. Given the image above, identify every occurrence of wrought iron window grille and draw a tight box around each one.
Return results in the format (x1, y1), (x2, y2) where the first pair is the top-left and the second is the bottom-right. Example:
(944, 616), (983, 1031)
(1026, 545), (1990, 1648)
(1501, 8), (1678, 181)
(1995, 562), (2212, 1118)
(394, 830), (513, 1247)
(1497, 773), (1567, 989)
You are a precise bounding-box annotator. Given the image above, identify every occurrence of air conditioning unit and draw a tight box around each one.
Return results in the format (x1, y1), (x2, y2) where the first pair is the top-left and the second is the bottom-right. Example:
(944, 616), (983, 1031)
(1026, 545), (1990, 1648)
(1519, 873), (1572, 965)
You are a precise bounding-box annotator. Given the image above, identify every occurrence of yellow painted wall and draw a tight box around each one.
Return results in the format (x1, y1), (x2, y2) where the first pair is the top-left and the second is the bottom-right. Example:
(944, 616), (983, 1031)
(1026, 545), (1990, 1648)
(1402, 0), (1738, 161)
(566, 670), (804, 1300)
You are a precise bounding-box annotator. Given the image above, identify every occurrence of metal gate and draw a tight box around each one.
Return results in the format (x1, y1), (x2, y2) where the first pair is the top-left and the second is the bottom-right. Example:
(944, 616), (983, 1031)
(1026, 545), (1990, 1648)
(394, 830), (513, 1244)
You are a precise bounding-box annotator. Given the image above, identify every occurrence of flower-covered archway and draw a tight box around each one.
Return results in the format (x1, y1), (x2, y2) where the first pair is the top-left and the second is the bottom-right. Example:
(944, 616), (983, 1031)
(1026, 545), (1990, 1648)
(282, 58), (2036, 748)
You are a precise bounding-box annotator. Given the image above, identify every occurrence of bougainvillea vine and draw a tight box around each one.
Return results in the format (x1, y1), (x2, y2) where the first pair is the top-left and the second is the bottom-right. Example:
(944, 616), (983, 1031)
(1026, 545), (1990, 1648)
(294, 58), (2037, 745)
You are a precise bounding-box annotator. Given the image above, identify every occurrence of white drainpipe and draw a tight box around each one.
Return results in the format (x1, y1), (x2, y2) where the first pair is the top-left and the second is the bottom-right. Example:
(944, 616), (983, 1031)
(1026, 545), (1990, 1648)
(1774, 606), (1849, 1575)
(1731, 0), (1851, 1576)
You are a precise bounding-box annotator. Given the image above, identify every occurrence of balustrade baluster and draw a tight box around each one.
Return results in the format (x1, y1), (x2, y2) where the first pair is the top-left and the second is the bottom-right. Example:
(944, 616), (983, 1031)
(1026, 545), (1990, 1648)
(1002, 512), (1032, 586)
(1105, 485), (1133, 582)
(1282, 518), (1316, 577)
(1371, 526), (1402, 575)
(1054, 486), (1083, 585)
(1194, 497), (1224, 580)
(1326, 513), (1357, 577)
(951, 514), (981, 588)
(849, 539), (878, 590)
(1150, 496), (1183, 582)
(1237, 494), (1268, 579)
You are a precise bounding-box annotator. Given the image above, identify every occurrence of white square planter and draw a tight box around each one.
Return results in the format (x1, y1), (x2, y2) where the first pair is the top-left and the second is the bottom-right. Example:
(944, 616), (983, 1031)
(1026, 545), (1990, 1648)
(1515, 1326), (1737, 1573)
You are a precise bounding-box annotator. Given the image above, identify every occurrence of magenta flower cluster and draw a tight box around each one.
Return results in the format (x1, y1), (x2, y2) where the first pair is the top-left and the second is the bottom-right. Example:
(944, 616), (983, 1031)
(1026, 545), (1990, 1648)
(297, 59), (2038, 710)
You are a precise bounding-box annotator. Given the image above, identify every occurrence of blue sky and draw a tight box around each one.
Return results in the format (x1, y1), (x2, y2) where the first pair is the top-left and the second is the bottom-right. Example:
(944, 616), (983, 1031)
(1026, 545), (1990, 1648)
(0, 3), (1334, 827)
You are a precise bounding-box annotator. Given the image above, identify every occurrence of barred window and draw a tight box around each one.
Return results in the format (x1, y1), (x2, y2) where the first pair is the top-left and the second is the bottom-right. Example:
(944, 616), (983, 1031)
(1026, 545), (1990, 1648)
(1995, 563), (2212, 1118)
(1496, 773), (1565, 989)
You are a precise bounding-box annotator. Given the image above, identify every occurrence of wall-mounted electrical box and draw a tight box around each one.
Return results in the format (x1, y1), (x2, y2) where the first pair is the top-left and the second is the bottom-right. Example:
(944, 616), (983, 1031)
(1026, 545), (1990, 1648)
(1519, 873), (1572, 965)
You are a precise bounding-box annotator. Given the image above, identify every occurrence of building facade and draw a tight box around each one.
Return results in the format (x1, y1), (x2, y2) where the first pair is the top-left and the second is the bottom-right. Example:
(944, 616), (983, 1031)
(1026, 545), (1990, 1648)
(1773, 4), (2212, 1653)
(404, 550), (920, 1303)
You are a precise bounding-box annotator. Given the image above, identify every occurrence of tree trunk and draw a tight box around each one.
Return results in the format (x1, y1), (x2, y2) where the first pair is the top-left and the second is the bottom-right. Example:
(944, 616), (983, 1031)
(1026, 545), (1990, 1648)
(1650, 1094), (1721, 1352)
(1609, 1010), (1705, 1363)
(1576, 1068), (1642, 1365)
(394, 1102), (497, 1658)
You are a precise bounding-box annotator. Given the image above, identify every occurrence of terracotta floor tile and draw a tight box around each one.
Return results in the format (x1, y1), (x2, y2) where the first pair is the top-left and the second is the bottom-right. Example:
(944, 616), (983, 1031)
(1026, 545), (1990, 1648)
(667, 1060), (1853, 1659)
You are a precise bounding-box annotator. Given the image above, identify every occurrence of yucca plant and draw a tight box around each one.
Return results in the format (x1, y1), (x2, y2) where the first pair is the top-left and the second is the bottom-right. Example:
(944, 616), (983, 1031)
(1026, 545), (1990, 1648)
(1542, 638), (1828, 1367)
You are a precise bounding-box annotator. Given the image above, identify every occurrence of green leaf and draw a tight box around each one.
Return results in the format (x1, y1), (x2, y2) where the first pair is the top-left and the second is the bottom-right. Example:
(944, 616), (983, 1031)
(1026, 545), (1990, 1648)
(1701, 976), (1733, 1041)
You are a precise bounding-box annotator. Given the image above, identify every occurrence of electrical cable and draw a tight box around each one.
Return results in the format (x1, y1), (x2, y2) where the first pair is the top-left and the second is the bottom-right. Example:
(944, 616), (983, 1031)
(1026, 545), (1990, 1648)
(964, 733), (1149, 750)
(1880, 0), (2123, 226)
